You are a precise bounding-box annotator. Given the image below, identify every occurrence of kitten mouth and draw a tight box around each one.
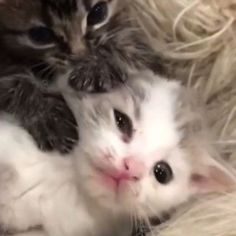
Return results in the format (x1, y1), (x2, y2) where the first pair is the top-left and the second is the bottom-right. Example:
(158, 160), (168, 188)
(95, 167), (135, 195)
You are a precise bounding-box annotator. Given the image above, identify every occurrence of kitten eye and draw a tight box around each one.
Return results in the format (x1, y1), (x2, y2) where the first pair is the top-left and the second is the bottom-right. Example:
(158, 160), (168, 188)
(153, 161), (173, 184)
(28, 26), (55, 45)
(87, 1), (108, 26)
(114, 109), (133, 141)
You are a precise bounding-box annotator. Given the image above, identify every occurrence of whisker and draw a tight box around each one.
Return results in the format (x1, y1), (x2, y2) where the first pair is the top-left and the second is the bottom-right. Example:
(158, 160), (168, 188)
(103, 27), (140, 43)
(131, 208), (139, 235)
(30, 61), (49, 69)
(138, 214), (148, 236)
(37, 65), (54, 78)
(143, 213), (153, 236)
(129, 211), (135, 235)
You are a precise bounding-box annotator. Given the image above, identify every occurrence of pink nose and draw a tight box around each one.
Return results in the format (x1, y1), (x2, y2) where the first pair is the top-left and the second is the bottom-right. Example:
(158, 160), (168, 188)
(103, 157), (145, 183)
(123, 157), (145, 180)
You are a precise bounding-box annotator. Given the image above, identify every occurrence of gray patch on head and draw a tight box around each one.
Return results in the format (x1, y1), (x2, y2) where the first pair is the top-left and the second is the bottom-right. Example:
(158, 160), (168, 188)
(77, 94), (113, 130)
(89, 101), (110, 126)
(130, 93), (143, 121)
(128, 81), (148, 120)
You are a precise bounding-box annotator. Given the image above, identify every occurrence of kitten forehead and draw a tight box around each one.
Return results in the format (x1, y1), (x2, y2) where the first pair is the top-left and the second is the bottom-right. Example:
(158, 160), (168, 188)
(43, 0), (82, 20)
(66, 72), (181, 142)
(44, 0), (78, 10)
(85, 79), (147, 121)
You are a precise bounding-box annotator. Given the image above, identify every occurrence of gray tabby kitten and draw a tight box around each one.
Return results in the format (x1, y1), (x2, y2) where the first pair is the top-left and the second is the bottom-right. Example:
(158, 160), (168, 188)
(0, 0), (165, 153)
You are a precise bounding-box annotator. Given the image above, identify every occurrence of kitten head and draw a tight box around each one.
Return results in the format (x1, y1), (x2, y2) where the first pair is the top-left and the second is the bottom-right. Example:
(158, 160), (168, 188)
(65, 72), (236, 218)
(0, 0), (126, 84)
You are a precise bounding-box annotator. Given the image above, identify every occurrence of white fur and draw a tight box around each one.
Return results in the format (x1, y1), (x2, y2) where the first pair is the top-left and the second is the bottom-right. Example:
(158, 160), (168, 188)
(0, 72), (233, 236)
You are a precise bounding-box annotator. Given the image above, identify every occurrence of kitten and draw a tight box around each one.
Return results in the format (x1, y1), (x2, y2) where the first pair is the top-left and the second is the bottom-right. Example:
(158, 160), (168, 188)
(0, 72), (234, 236)
(0, 0), (165, 153)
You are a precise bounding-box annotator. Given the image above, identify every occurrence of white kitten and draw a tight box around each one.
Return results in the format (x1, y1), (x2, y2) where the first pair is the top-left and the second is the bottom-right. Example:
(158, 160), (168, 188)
(0, 72), (235, 236)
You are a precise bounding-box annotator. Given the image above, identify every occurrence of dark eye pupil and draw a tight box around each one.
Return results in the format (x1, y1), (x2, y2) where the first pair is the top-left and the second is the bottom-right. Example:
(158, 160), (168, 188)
(28, 27), (55, 44)
(114, 109), (133, 142)
(154, 161), (173, 184)
(87, 1), (108, 26)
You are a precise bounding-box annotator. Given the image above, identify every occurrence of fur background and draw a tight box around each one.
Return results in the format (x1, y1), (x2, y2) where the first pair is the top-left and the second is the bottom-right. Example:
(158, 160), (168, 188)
(129, 0), (236, 235)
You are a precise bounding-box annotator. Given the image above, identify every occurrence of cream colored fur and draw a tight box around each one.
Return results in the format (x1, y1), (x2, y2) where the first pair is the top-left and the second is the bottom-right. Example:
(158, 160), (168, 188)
(152, 192), (236, 236)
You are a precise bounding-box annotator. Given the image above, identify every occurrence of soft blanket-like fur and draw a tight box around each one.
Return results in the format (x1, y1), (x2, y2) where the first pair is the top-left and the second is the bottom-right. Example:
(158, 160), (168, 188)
(130, 0), (236, 235)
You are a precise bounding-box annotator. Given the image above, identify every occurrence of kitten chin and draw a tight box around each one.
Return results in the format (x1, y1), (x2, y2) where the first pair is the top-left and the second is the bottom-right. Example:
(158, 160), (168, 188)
(0, 0), (166, 154)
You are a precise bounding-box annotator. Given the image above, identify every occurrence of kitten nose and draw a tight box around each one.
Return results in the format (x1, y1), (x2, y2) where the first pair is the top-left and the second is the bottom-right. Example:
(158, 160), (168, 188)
(123, 157), (145, 180)
(70, 40), (87, 55)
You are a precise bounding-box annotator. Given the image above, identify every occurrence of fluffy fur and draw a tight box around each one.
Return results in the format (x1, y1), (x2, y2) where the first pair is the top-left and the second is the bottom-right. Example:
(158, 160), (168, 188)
(0, 0), (165, 154)
(129, 0), (236, 236)
(0, 72), (234, 236)
(150, 191), (236, 236)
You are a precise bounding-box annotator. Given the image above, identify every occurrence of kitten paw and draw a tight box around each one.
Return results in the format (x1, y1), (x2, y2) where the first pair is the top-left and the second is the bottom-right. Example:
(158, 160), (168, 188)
(26, 95), (78, 154)
(69, 58), (127, 92)
(0, 76), (78, 154)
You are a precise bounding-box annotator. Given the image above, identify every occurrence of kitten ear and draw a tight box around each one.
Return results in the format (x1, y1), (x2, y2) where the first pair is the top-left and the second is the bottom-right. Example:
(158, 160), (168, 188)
(190, 158), (236, 194)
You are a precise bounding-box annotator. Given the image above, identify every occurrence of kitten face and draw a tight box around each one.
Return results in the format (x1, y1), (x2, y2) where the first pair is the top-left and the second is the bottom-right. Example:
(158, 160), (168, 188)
(0, 0), (120, 82)
(66, 72), (235, 218)
(0, 0), (118, 52)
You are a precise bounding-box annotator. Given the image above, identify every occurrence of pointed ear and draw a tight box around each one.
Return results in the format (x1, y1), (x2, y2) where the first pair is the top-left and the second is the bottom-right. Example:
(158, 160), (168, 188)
(190, 159), (236, 194)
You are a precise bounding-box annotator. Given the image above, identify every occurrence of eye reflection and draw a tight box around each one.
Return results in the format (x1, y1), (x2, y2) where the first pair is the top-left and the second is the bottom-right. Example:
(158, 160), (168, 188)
(153, 161), (173, 184)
